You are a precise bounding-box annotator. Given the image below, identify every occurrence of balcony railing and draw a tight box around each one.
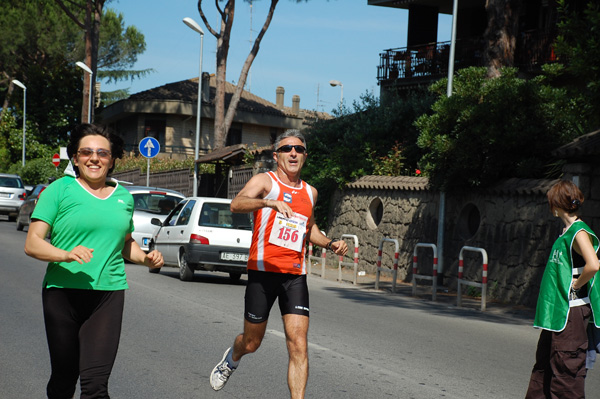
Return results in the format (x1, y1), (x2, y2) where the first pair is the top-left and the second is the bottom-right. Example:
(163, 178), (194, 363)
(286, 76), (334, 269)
(377, 31), (557, 84)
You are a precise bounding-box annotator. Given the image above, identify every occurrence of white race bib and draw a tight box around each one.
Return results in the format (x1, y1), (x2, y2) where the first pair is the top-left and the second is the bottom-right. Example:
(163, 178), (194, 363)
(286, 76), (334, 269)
(268, 212), (308, 252)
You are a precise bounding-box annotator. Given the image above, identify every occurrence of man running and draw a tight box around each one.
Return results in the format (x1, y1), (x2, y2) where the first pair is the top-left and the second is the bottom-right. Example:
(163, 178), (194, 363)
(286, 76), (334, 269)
(209, 129), (348, 398)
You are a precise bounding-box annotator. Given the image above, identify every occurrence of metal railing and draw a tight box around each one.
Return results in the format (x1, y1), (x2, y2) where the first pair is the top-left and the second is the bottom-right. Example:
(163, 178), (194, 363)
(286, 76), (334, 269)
(377, 31), (557, 84)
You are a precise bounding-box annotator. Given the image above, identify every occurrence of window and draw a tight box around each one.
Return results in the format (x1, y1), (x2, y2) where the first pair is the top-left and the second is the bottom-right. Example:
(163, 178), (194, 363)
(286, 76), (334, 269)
(457, 203), (481, 240)
(163, 202), (185, 226)
(144, 119), (166, 148)
(199, 202), (253, 230)
(132, 193), (182, 215)
(176, 200), (196, 226)
(366, 197), (384, 229)
(226, 123), (242, 146)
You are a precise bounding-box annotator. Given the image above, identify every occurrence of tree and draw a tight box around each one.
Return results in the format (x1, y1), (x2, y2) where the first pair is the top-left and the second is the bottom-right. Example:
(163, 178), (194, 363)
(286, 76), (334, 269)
(96, 8), (153, 106)
(415, 66), (582, 191)
(302, 91), (434, 226)
(54, 0), (106, 123)
(197, 0), (307, 149)
(554, 0), (600, 130)
(483, 0), (522, 78)
(0, 0), (149, 172)
(0, 0), (81, 121)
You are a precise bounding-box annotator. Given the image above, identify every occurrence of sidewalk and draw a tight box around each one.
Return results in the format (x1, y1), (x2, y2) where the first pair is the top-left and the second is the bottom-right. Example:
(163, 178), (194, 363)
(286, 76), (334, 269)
(307, 262), (536, 321)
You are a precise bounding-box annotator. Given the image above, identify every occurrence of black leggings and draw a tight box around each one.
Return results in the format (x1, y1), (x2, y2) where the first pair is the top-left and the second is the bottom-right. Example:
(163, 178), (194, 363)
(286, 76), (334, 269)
(42, 288), (125, 399)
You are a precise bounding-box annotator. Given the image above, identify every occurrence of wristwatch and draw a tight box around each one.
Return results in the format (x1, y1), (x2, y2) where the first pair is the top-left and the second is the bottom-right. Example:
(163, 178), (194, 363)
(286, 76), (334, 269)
(326, 239), (340, 251)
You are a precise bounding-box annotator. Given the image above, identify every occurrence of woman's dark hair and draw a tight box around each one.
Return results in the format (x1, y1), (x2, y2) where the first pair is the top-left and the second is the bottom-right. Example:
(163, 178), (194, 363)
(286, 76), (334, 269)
(67, 124), (124, 175)
(547, 180), (584, 214)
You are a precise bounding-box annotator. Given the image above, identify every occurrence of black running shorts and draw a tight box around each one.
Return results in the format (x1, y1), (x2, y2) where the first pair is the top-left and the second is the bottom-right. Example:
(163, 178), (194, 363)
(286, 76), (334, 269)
(244, 269), (309, 323)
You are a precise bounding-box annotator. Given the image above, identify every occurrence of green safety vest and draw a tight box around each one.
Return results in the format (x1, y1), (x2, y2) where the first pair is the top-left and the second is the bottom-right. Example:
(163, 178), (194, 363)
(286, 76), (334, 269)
(534, 220), (600, 332)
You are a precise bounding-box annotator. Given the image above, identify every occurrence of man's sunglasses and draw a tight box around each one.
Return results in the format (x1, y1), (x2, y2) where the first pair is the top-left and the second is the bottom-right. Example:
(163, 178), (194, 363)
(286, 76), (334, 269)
(276, 145), (306, 154)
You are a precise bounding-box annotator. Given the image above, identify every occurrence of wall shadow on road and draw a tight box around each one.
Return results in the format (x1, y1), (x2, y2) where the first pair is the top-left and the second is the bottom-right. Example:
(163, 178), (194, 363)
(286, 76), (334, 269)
(321, 282), (535, 327)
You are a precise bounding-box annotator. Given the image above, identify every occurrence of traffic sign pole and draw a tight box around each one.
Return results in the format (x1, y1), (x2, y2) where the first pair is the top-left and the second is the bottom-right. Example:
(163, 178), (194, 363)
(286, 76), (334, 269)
(147, 158), (150, 186)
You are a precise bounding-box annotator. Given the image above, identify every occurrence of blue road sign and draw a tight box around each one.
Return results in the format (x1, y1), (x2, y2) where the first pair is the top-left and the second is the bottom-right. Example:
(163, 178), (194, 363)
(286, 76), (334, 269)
(139, 137), (160, 158)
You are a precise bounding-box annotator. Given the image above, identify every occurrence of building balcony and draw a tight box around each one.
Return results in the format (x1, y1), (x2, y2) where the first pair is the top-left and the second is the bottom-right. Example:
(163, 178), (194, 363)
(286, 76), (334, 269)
(377, 30), (557, 88)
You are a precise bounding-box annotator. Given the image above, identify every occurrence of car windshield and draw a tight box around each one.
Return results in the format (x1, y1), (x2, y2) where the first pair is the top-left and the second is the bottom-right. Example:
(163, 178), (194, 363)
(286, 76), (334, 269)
(132, 192), (182, 215)
(0, 177), (23, 188)
(198, 202), (253, 230)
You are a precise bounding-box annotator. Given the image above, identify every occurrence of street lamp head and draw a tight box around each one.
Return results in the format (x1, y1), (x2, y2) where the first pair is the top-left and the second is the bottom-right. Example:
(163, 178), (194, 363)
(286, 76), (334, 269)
(12, 79), (26, 90)
(75, 61), (93, 75)
(329, 80), (342, 87)
(183, 17), (204, 35)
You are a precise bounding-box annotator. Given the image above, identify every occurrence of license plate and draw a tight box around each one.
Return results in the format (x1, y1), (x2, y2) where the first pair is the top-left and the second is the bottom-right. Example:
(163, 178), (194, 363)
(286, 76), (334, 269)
(220, 252), (248, 262)
(0, 193), (9, 198)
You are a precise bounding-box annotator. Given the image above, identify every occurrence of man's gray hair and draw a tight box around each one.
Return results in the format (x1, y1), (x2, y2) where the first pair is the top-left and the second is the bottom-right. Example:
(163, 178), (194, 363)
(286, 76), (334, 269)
(274, 129), (306, 151)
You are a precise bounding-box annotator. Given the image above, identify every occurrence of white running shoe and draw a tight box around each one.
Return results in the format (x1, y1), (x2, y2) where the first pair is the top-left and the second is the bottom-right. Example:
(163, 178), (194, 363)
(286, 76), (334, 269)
(210, 347), (236, 391)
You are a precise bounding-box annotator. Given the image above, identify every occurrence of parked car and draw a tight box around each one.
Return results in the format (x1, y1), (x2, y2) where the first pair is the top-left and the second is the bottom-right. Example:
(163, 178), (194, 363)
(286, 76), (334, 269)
(123, 186), (185, 253)
(149, 197), (253, 281)
(16, 184), (48, 231)
(0, 173), (27, 222)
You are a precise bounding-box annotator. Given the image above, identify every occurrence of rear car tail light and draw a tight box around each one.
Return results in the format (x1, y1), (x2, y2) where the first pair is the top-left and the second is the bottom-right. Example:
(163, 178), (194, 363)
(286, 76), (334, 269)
(18, 193), (26, 200)
(190, 234), (209, 245)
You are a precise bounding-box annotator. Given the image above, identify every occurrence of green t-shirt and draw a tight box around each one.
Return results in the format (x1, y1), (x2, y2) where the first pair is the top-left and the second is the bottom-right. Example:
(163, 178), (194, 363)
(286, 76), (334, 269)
(32, 176), (134, 290)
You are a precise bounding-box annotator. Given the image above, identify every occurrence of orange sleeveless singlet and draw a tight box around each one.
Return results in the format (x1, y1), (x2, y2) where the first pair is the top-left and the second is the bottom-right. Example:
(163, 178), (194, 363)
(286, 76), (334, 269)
(247, 171), (314, 275)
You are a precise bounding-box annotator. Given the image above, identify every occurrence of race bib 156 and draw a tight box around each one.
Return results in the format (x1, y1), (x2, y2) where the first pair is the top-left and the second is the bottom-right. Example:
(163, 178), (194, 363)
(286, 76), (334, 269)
(268, 212), (308, 252)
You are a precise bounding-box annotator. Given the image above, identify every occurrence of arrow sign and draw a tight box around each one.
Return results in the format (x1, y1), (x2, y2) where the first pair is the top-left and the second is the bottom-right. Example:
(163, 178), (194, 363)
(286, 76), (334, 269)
(139, 137), (160, 159)
(51, 153), (60, 167)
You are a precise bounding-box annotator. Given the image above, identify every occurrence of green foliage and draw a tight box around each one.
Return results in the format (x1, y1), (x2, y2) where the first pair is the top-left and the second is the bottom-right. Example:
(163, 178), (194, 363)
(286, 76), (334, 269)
(303, 91), (435, 225)
(554, 0), (600, 130)
(113, 156), (215, 175)
(371, 142), (409, 176)
(415, 67), (582, 191)
(0, 0), (150, 171)
(0, 114), (58, 172)
(97, 8), (154, 104)
(0, 0), (82, 143)
(14, 158), (65, 185)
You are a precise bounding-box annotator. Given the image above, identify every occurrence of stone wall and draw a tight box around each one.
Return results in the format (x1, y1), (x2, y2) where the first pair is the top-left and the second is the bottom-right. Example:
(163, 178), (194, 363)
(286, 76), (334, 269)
(325, 177), (562, 307)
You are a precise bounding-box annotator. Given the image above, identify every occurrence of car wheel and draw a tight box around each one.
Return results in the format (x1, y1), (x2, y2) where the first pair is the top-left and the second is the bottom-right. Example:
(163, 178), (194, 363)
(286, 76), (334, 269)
(15, 214), (24, 231)
(147, 241), (161, 274)
(178, 251), (194, 281)
(229, 272), (242, 282)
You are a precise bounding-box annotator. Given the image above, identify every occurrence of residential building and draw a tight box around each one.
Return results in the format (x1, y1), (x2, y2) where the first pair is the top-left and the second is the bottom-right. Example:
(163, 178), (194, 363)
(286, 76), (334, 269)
(99, 73), (328, 159)
(368, 0), (561, 97)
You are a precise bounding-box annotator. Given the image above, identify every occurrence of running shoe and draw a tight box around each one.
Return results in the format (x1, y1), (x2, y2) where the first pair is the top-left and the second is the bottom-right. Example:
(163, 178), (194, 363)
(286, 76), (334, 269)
(210, 347), (236, 391)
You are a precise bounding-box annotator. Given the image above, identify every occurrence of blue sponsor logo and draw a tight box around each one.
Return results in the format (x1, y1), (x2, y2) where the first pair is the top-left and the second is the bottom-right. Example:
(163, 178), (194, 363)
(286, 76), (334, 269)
(283, 193), (292, 203)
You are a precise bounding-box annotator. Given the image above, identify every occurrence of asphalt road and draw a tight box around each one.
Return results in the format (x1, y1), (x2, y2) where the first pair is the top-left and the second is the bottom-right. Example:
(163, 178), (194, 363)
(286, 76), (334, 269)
(2, 218), (600, 398)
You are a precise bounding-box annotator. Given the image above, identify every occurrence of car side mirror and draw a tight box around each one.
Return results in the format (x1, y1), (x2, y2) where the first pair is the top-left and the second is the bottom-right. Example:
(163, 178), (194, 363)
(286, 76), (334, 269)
(151, 218), (162, 227)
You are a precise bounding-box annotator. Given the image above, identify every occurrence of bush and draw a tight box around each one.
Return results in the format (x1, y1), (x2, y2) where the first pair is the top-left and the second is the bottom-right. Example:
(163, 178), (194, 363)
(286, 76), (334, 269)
(113, 155), (214, 174)
(303, 91), (435, 226)
(415, 66), (583, 191)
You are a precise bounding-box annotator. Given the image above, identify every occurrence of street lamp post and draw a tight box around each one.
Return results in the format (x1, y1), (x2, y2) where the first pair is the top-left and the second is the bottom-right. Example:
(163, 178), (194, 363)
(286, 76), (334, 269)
(183, 17), (204, 197)
(11, 80), (26, 167)
(76, 61), (93, 123)
(329, 80), (343, 111)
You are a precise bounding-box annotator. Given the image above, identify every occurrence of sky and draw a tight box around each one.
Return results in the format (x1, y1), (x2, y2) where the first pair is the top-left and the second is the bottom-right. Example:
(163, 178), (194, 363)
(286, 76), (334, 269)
(105, 0), (452, 114)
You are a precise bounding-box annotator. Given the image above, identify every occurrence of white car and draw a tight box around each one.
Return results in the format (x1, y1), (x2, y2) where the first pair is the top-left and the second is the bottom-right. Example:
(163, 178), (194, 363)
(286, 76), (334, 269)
(150, 197), (253, 281)
(123, 186), (185, 252)
(0, 173), (27, 222)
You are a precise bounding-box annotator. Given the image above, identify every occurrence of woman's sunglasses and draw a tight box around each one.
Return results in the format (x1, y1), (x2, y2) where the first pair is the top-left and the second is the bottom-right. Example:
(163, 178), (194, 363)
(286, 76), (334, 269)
(276, 145), (306, 154)
(77, 148), (112, 159)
